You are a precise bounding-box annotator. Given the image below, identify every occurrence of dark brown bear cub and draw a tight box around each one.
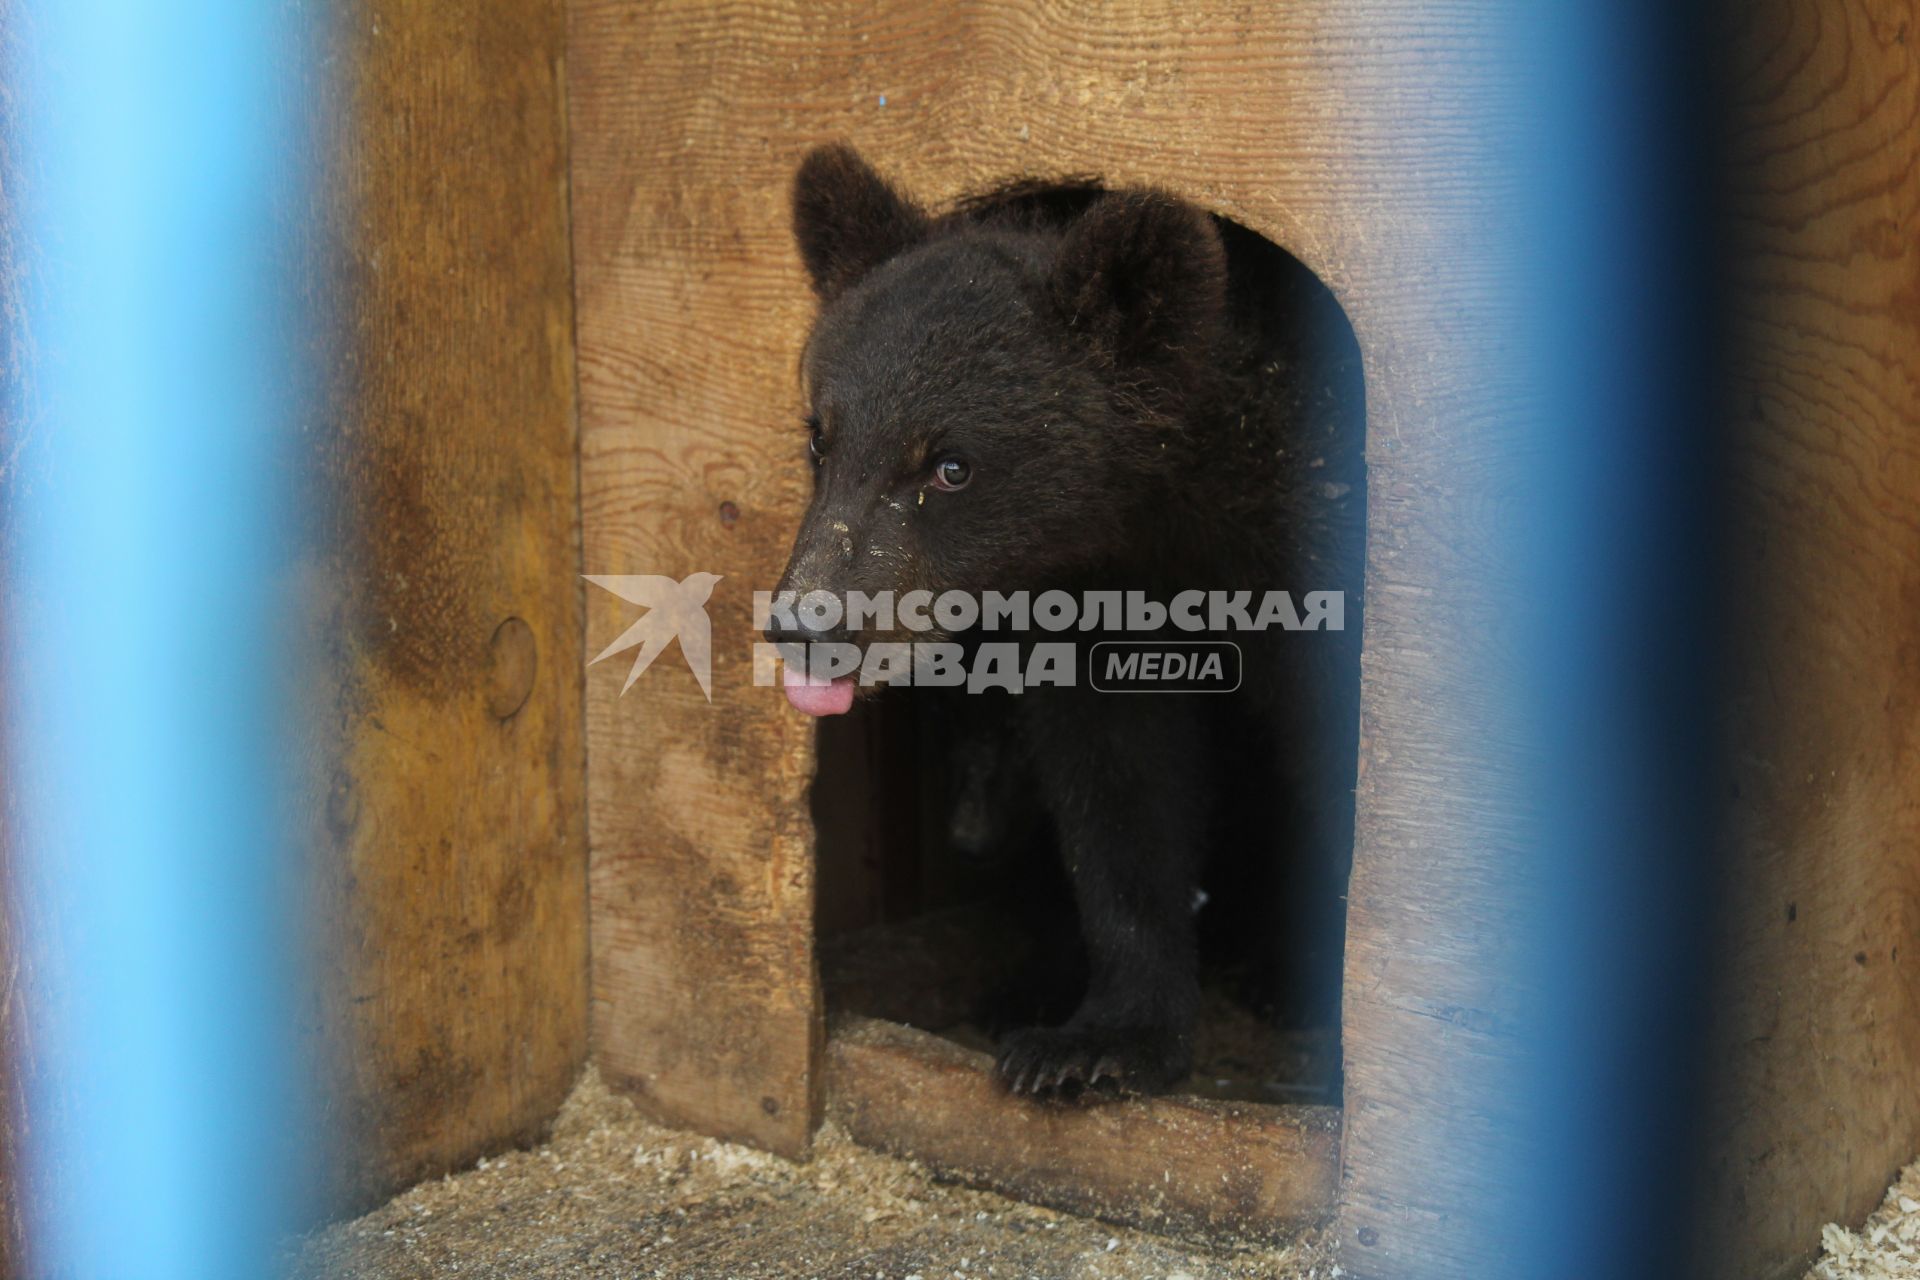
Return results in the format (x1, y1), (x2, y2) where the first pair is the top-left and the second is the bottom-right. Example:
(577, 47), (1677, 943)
(772, 144), (1363, 1098)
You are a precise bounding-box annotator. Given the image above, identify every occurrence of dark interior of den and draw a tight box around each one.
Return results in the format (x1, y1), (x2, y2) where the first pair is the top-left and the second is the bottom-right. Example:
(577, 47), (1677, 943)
(811, 190), (1367, 1113)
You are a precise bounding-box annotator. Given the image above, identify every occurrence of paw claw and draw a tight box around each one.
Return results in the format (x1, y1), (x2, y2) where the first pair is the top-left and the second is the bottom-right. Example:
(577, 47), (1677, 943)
(993, 1026), (1187, 1104)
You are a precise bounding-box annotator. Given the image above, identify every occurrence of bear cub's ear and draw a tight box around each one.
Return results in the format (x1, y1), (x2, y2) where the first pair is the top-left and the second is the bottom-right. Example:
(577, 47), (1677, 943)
(1051, 191), (1228, 372)
(792, 144), (930, 299)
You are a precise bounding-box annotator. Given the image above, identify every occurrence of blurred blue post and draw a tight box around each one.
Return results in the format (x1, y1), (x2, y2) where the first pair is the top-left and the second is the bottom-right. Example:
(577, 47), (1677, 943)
(1499, 1), (1723, 1275)
(5, 2), (315, 1276)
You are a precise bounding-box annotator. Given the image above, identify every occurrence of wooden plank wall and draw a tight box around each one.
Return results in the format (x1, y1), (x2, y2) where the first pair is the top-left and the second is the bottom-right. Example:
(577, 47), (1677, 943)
(1704, 3), (1920, 1277)
(299, 0), (589, 1213)
(567, 1), (1529, 1268)
(565, 0), (825, 1154)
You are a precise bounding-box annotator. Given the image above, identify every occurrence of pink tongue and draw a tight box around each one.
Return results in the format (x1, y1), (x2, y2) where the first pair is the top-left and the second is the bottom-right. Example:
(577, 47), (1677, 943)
(783, 669), (856, 716)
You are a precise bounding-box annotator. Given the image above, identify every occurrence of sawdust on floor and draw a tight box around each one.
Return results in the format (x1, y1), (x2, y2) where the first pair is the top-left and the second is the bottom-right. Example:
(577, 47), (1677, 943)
(288, 1068), (1333, 1280)
(1805, 1161), (1920, 1280)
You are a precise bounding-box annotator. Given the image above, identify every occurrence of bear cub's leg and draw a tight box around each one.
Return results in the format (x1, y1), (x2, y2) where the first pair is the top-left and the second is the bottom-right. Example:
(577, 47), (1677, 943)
(995, 687), (1206, 1098)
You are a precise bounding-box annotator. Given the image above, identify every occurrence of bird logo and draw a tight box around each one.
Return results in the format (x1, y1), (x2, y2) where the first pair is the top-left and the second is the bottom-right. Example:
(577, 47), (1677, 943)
(584, 572), (724, 700)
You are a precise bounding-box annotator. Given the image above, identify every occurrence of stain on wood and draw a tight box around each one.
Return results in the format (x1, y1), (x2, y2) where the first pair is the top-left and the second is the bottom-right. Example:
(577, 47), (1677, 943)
(298, 0), (589, 1215)
(1702, 3), (1920, 1277)
(827, 1016), (1341, 1243)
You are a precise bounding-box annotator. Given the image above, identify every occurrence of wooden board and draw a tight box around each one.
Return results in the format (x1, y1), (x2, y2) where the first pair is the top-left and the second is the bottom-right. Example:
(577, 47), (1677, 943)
(566, 1), (1534, 1266)
(296, 0), (590, 1214)
(566, 0), (826, 1159)
(1701, 3), (1920, 1276)
(827, 1016), (1341, 1242)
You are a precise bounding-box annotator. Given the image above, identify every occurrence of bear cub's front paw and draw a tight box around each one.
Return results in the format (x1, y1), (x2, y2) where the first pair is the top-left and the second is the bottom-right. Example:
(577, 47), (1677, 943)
(994, 1025), (1190, 1101)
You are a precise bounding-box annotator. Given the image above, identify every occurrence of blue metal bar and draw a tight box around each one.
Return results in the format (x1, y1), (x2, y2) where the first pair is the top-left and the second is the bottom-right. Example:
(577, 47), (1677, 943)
(6, 4), (315, 1276)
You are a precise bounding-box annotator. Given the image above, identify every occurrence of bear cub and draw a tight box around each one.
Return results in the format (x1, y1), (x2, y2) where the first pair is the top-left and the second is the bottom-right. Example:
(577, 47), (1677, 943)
(772, 144), (1363, 1099)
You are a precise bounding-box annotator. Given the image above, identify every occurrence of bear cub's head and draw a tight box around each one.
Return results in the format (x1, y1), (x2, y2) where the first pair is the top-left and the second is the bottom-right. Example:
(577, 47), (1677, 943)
(771, 144), (1229, 677)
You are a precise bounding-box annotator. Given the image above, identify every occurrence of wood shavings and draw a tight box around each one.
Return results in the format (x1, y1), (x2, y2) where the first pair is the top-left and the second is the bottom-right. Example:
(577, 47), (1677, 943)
(1807, 1160), (1920, 1280)
(284, 1067), (1330, 1279)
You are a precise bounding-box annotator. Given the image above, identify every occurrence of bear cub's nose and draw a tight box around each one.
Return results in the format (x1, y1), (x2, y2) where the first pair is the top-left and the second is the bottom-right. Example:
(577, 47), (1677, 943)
(762, 603), (853, 649)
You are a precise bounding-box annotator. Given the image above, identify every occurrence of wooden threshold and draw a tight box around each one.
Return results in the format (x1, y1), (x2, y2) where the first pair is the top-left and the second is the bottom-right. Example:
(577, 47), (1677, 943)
(824, 1015), (1341, 1243)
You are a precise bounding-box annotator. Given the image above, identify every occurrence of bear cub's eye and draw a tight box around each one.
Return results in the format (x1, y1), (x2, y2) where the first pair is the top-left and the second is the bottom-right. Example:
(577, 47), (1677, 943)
(931, 456), (972, 492)
(806, 416), (828, 465)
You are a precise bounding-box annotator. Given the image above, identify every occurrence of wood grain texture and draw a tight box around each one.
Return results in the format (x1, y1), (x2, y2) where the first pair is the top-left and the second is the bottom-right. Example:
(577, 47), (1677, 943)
(567, 2), (1527, 1267)
(300, 0), (589, 1213)
(1704, 3), (1920, 1277)
(827, 1016), (1341, 1243)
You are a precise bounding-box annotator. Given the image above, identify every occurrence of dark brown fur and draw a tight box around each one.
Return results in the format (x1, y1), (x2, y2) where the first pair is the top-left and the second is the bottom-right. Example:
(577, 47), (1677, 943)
(776, 144), (1364, 1097)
